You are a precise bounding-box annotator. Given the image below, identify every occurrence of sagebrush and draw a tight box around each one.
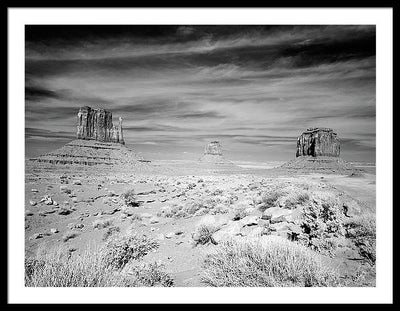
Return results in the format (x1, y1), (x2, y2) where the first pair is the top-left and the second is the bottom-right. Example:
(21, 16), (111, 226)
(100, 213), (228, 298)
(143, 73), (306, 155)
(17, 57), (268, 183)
(201, 236), (339, 287)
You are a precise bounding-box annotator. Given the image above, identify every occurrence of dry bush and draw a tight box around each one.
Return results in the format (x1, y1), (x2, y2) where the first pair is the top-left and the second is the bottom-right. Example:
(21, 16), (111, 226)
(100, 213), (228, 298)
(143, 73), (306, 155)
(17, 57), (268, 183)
(102, 234), (159, 270)
(298, 192), (345, 254)
(25, 242), (173, 287)
(201, 236), (339, 287)
(232, 205), (249, 221)
(127, 262), (174, 287)
(159, 197), (229, 219)
(192, 216), (221, 246)
(121, 189), (140, 207)
(258, 190), (283, 212)
(284, 192), (310, 209)
(92, 218), (114, 230)
(344, 213), (376, 265)
(102, 226), (121, 241)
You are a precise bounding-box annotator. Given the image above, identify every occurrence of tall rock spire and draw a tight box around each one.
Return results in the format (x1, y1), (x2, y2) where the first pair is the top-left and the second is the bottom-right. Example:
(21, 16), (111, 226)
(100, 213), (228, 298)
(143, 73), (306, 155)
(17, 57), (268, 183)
(76, 106), (125, 144)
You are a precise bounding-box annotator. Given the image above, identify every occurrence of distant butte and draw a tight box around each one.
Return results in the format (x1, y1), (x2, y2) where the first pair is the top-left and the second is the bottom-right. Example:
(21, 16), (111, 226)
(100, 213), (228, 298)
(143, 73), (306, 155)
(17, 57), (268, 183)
(296, 127), (340, 158)
(77, 106), (124, 144)
(281, 127), (356, 173)
(198, 141), (234, 165)
(29, 106), (147, 167)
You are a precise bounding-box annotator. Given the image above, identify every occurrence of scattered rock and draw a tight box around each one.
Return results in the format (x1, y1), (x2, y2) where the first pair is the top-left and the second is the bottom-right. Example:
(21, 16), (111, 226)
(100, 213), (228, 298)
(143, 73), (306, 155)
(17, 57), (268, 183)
(58, 208), (73, 215)
(29, 233), (43, 240)
(149, 217), (160, 224)
(29, 200), (37, 206)
(60, 185), (71, 194)
(73, 180), (82, 185)
(269, 222), (291, 232)
(165, 232), (175, 239)
(240, 215), (259, 227)
(140, 213), (153, 219)
(212, 222), (243, 243)
(40, 195), (53, 205)
(31, 189), (39, 193)
(50, 228), (59, 234)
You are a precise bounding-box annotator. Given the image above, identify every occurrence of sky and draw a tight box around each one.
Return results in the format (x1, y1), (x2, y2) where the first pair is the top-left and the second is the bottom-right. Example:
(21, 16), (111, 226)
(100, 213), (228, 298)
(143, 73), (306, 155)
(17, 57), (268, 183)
(25, 25), (376, 162)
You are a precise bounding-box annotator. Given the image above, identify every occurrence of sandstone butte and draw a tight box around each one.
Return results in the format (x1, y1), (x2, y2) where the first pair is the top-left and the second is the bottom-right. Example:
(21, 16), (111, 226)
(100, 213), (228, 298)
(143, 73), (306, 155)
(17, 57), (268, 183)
(28, 106), (147, 167)
(296, 127), (340, 158)
(77, 106), (124, 144)
(281, 127), (355, 173)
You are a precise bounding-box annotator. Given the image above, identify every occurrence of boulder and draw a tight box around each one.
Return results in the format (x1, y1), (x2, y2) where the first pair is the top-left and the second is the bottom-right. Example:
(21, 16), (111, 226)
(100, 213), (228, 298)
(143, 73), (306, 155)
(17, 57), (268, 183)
(240, 215), (259, 227)
(261, 207), (291, 222)
(212, 222), (243, 243)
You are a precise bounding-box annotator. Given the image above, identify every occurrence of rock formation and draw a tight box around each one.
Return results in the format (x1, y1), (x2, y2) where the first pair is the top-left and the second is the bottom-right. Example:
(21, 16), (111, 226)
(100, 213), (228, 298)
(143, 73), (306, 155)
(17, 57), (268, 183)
(29, 107), (149, 167)
(281, 127), (357, 174)
(204, 141), (223, 156)
(198, 141), (234, 166)
(77, 106), (124, 144)
(296, 127), (340, 157)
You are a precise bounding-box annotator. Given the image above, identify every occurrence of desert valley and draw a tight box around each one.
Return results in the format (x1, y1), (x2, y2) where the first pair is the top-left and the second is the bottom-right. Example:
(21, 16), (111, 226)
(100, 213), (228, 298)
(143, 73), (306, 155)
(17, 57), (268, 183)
(24, 106), (376, 287)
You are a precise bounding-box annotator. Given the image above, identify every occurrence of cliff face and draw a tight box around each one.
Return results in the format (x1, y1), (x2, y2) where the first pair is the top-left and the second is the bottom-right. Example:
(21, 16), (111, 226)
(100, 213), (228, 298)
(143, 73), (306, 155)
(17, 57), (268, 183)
(296, 127), (340, 157)
(76, 106), (124, 144)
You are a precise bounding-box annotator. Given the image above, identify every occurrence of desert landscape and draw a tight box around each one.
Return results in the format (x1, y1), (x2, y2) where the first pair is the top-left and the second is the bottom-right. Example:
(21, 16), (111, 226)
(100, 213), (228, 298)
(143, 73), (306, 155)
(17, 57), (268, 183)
(23, 25), (377, 288)
(24, 107), (376, 287)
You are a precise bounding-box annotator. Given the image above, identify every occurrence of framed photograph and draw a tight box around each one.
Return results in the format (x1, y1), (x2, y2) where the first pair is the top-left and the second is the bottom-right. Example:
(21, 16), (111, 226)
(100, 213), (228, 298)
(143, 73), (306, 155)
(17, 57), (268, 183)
(7, 5), (393, 304)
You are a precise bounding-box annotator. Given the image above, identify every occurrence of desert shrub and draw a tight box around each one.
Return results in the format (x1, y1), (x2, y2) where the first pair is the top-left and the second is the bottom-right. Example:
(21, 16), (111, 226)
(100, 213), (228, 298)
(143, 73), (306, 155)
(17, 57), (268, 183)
(192, 216), (221, 246)
(298, 193), (345, 254)
(284, 192), (310, 209)
(102, 226), (121, 241)
(258, 190), (282, 212)
(130, 213), (143, 222)
(121, 189), (140, 207)
(127, 262), (174, 287)
(201, 236), (339, 287)
(62, 231), (79, 242)
(92, 218), (114, 230)
(210, 203), (229, 215)
(344, 213), (376, 264)
(25, 244), (173, 287)
(192, 225), (218, 246)
(102, 234), (159, 270)
(232, 206), (248, 221)
(159, 198), (228, 219)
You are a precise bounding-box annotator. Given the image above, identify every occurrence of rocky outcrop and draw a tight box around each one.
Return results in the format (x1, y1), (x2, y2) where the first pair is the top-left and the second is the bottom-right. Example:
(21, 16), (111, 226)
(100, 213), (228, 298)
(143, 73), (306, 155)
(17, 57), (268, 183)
(204, 141), (223, 156)
(29, 107), (152, 167)
(77, 106), (124, 144)
(281, 127), (357, 174)
(30, 139), (146, 166)
(296, 127), (340, 157)
(199, 141), (233, 165)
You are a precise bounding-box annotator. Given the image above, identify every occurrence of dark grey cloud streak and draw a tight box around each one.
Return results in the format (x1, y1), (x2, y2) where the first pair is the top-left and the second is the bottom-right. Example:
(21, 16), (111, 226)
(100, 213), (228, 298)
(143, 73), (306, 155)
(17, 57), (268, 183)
(25, 25), (376, 162)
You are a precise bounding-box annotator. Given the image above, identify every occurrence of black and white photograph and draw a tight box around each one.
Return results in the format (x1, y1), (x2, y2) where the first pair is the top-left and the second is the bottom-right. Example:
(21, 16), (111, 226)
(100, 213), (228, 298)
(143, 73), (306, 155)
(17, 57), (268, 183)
(7, 7), (393, 304)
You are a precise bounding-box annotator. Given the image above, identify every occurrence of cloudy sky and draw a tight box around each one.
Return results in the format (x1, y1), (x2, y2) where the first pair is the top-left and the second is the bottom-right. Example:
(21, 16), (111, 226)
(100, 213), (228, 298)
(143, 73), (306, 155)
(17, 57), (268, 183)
(25, 25), (376, 162)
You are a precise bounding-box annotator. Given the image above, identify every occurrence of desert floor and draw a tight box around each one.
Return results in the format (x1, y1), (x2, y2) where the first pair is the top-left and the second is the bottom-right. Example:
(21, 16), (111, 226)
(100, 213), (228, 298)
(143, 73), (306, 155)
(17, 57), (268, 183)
(25, 160), (376, 287)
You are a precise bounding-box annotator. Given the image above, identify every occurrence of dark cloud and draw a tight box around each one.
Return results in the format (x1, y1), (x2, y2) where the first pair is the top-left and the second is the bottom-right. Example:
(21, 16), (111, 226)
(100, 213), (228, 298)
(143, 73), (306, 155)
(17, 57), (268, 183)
(175, 111), (225, 119)
(25, 86), (60, 101)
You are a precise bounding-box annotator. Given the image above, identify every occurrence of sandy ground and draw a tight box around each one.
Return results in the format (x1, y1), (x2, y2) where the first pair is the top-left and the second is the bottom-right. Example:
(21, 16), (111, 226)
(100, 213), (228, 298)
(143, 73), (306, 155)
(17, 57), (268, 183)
(24, 160), (376, 287)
